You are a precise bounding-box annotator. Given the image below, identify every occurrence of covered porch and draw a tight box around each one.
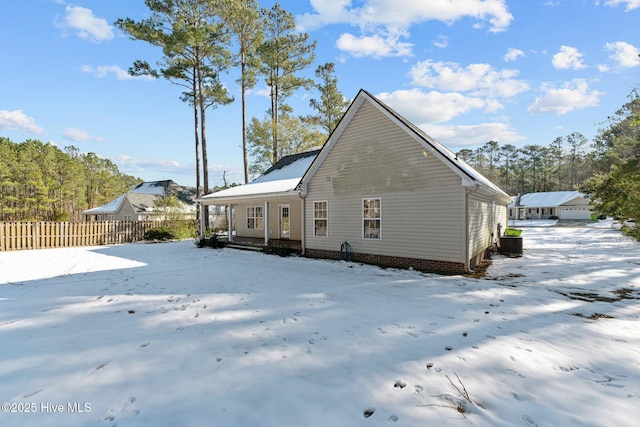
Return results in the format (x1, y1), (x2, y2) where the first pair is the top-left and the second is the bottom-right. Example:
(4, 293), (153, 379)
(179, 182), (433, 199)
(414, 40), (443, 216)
(219, 235), (302, 254)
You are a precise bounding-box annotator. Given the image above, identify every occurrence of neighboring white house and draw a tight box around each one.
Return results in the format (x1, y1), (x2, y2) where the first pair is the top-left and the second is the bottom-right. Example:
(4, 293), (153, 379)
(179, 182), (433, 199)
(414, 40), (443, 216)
(84, 180), (196, 221)
(508, 191), (595, 220)
(198, 89), (512, 273)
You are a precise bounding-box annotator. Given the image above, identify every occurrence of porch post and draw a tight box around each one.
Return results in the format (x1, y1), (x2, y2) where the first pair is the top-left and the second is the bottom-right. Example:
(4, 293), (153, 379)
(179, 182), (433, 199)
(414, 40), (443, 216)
(264, 201), (269, 245)
(300, 198), (305, 255)
(227, 204), (234, 242)
(199, 204), (206, 237)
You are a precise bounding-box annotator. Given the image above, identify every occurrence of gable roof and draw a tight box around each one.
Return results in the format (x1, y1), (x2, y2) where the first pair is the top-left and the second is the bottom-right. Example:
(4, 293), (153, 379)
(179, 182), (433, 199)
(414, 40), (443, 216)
(301, 89), (511, 201)
(509, 191), (589, 208)
(83, 180), (196, 215)
(83, 194), (126, 215)
(198, 150), (319, 203)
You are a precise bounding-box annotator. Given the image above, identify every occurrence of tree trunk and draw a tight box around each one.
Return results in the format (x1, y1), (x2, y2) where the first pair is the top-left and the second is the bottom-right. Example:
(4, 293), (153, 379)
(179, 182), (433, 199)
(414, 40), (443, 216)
(241, 48), (249, 184)
(195, 48), (209, 230)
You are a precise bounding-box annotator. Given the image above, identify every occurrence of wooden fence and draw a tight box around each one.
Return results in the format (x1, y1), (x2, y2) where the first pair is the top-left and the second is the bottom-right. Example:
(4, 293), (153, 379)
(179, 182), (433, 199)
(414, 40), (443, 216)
(0, 221), (173, 251)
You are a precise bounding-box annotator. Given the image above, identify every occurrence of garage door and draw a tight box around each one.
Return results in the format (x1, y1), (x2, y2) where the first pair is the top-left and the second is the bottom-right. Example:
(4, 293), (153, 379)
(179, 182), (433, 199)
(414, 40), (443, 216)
(559, 207), (591, 220)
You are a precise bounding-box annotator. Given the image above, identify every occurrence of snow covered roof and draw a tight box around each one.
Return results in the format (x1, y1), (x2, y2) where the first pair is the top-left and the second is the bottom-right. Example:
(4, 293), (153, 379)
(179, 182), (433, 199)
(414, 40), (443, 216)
(83, 180), (196, 215)
(198, 150), (319, 203)
(129, 182), (166, 195)
(83, 194), (125, 214)
(509, 191), (589, 208)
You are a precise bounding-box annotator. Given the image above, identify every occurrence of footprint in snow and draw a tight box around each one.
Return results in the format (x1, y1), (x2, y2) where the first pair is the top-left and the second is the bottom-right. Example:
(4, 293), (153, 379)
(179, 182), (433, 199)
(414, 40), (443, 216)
(387, 414), (399, 422)
(509, 392), (524, 401)
(22, 389), (44, 398)
(412, 385), (423, 395)
(363, 407), (376, 418)
(88, 362), (109, 374)
(522, 415), (538, 426)
(506, 368), (526, 378)
(393, 380), (407, 389)
(103, 396), (139, 424)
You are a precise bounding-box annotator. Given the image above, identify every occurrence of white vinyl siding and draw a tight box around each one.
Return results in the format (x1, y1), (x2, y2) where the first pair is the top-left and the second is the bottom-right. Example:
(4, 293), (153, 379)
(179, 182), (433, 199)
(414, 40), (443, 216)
(234, 196), (303, 240)
(467, 191), (508, 260)
(304, 100), (466, 263)
(313, 201), (328, 237)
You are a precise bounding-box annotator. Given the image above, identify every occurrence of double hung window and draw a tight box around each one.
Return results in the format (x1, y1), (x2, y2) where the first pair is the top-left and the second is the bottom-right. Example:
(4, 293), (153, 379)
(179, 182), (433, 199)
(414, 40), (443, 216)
(313, 201), (328, 237)
(363, 198), (381, 239)
(247, 206), (264, 229)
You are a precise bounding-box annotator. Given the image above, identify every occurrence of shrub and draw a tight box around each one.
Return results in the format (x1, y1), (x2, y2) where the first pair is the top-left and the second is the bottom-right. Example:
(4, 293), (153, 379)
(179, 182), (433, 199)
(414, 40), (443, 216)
(264, 240), (295, 257)
(194, 233), (224, 249)
(144, 227), (176, 241)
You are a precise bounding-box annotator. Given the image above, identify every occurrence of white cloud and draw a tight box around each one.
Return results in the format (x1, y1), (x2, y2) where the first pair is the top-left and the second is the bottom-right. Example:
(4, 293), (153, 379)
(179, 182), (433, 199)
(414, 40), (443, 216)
(432, 35), (449, 49)
(312, 0), (513, 31)
(0, 110), (44, 134)
(56, 5), (114, 42)
(504, 48), (524, 62)
(376, 89), (494, 123)
(63, 128), (103, 142)
(605, 41), (640, 68)
(336, 31), (413, 58)
(552, 46), (587, 70)
(527, 79), (603, 115)
(298, 0), (513, 58)
(424, 122), (526, 146)
(81, 65), (154, 81)
(409, 60), (530, 98)
(605, 0), (640, 11)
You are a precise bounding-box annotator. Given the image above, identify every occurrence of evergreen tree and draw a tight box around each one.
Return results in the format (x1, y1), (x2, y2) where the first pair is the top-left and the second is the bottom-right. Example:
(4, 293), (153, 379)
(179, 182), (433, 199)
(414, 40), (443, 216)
(307, 62), (350, 136)
(247, 113), (324, 177)
(215, 0), (263, 184)
(258, 3), (316, 164)
(116, 0), (233, 228)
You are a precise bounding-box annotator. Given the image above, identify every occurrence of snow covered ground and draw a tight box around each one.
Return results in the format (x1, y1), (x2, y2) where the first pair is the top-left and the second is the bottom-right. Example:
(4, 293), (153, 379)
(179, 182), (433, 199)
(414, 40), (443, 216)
(1, 222), (639, 426)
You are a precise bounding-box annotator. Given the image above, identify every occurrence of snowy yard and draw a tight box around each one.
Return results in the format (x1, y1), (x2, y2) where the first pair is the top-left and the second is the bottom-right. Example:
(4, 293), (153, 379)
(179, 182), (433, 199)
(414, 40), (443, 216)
(1, 223), (639, 427)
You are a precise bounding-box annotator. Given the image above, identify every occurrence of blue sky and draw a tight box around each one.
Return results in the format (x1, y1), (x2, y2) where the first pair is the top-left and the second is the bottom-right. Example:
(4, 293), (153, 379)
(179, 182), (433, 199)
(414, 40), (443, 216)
(1, 0), (639, 188)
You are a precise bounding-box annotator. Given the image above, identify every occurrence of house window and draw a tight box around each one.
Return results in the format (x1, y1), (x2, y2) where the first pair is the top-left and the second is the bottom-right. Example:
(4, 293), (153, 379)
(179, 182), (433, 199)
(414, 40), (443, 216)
(314, 201), (328, 237)
(247, 206), (264, 229)
(363, 198), (381, 239)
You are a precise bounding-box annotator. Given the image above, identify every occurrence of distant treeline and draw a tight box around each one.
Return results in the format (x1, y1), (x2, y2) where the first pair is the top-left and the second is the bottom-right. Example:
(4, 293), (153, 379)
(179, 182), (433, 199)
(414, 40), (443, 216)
(456, 133), (595, 196)
(458, 90), (640, 204)
(0, 137), (141, 221)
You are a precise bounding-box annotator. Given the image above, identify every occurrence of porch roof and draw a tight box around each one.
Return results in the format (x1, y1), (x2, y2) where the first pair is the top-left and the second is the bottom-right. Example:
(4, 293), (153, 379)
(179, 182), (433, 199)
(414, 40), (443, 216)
(197, 150), (319, 205)
(198, 177), (302, 204)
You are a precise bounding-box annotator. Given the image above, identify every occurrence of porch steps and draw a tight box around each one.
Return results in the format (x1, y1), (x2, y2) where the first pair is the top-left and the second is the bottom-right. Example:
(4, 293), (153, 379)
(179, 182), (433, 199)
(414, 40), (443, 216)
(225, 243), (264, 252)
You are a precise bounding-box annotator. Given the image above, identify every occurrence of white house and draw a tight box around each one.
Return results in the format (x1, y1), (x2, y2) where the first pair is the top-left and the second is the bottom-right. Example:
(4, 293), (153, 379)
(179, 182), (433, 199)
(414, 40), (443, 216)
(508, 191), (594, 220)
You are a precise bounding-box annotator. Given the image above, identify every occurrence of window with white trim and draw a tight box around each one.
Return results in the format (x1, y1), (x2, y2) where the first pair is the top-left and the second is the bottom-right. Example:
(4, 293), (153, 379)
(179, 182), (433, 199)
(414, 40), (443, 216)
(247, 206), (264, 229)
(313, 201), (328, 237)
(363, 198), (381, 239)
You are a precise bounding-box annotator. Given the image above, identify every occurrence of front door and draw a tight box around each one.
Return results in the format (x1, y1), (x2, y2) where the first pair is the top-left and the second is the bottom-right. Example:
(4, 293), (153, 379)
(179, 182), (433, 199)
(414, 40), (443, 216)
(279, 204), (290, 239)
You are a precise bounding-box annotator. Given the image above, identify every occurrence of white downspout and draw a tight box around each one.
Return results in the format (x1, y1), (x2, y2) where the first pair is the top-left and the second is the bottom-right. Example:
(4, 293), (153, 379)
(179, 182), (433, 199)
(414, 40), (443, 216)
(300, 196), (305, 255)
(264, 201), (269, 246)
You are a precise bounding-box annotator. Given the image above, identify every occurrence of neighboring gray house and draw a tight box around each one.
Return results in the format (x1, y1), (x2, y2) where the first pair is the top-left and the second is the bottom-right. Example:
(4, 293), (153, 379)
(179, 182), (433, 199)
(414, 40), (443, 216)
(198, 89), (512, 273)
(508, 191), (594, 220)
(84, 180), (196, 221)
